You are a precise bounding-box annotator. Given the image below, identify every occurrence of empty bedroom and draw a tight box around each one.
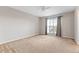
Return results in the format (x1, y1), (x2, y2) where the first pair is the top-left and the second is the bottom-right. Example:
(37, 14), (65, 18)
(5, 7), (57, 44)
(0, 6), (79, 53)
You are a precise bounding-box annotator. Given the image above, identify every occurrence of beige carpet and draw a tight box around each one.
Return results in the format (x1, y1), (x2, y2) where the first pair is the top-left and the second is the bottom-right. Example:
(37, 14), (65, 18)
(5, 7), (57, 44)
(0, 45), (16, 53)
(1, 35), (79, 53)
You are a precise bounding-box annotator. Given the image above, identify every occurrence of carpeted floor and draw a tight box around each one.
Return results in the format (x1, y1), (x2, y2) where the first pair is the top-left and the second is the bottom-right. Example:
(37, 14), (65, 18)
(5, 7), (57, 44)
(0, 44), (16, 53)
(1, 35), (79, 53)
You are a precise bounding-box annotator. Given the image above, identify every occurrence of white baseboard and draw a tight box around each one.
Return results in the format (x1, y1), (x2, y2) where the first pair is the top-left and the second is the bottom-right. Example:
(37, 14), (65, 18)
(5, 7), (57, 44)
(0, 34), (39, 45)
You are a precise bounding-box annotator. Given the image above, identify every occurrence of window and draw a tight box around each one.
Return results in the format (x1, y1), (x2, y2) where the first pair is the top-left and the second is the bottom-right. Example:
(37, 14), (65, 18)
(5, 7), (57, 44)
(47, 17), (57, 35)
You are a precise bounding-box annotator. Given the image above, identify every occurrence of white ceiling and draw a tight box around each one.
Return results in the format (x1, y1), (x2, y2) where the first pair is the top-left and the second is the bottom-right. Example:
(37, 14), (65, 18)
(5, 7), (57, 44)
(10, 6), (76, 17)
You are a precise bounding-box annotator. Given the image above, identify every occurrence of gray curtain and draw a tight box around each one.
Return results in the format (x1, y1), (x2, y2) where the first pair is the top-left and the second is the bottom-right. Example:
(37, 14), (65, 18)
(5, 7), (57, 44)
(56, 16), (62, 37)
(45, 18), (47, 35)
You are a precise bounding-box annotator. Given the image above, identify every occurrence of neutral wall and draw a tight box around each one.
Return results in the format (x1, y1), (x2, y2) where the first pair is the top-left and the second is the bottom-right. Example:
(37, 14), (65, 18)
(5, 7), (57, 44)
(39, 17), (46, 35)
(0, 7), (40, 44)
(74, 7), (79, 44)
(61, 11), (74, 39)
